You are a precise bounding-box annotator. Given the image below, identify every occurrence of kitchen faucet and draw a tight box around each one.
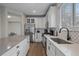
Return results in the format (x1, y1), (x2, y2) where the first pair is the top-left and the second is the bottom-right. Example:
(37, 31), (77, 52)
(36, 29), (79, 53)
(59, 27), (71, 40)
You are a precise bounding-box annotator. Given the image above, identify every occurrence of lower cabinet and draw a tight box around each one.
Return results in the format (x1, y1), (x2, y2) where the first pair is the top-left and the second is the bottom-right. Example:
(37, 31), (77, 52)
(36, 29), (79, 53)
(35, 33), (42, 42)
(47, 39), (55, 56)
(2, 45), (18, 56)
(47, 39), (65, 56)
(2, 36), (30, 56)
(55, 48), (65, 56)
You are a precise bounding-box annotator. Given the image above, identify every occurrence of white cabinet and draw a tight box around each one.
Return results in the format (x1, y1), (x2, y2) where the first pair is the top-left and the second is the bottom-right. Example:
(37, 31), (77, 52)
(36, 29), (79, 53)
(35, 33), (42, 42)
(55, 48), (65, 56)
(47, 39), (51, 56)
(47, 6), (56, 28)
(47, 39), (55, 56)
(2, 45), (18, 56)
(47, 38), (65, 56)
(18, 39), (27, 56)
(2, 36), (30, 56)
(51, 43), (55, 56)
(35, 17), (46, 28)
(35, 18), (42, 28)
(18, 36), (30, 56)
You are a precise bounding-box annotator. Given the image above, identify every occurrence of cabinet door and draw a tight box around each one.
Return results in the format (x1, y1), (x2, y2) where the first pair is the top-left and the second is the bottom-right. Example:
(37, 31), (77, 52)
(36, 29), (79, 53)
(38, 33), (42, 42)
(55, 48), (65, 56)
(35, 19), (39, 28)
(47, 6), (56, 28)
(47, 39), (56, 56)
(31, 19), (35, 23)
(47, 39), (52, 56)
(47, 7), (51, 28)
(35, 33), (42, 42)
(18, 41), (25, 56)
(2, 46), (17, 56)
(51, 43), (55, 56)
(18, 38), (29, 56)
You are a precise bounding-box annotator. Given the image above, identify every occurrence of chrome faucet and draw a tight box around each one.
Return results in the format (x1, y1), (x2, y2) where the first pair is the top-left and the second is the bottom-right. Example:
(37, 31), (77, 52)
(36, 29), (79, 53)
(59, 27), (71, 40)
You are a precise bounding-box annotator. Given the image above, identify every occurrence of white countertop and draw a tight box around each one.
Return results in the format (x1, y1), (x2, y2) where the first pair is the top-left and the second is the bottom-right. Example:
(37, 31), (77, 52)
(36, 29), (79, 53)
(44, 34), (79, 56)
(0, 35), (29, 56)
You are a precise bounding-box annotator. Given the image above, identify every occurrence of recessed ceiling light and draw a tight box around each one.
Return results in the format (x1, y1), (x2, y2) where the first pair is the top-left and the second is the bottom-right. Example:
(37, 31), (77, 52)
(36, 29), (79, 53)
(8, 15), (11, 18)
(33, 10), (36, 13)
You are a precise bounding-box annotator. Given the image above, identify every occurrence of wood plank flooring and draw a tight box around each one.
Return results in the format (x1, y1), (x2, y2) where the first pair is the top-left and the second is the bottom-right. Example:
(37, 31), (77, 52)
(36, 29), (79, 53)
(27, 42), (46, 56)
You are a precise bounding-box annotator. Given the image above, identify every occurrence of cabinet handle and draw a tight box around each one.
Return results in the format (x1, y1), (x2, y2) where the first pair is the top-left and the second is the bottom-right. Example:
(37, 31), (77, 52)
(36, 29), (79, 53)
(16, 46), (19, 48)
(17, 50), (20, 56)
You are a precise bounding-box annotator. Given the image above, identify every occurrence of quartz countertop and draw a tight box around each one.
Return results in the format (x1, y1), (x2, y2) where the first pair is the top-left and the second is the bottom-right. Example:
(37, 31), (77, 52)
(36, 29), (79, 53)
(44, 34), (79, 56)
(0, 35), (29, 56)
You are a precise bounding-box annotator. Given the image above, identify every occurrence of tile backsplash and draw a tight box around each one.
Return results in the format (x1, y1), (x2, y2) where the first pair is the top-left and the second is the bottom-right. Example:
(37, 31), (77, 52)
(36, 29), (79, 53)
(69, 31), (79, 43)
(59, 30), (79, 43)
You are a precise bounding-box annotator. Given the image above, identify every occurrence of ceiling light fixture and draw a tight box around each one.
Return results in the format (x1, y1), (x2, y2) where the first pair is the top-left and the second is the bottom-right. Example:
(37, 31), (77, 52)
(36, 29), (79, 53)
(33, 10), (36, 13)
(8, 15), (11, 18)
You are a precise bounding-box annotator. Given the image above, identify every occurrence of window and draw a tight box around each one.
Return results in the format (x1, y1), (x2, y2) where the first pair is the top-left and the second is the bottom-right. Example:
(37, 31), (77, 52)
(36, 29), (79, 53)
(61, 4), (73, 27)
(74, 3), (79, 26)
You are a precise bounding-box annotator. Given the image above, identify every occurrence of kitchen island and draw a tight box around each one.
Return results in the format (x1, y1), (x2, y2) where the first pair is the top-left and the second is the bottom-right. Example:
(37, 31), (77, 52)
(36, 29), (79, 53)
(44, 34), (79, 56)
(0, 35), (30, 56)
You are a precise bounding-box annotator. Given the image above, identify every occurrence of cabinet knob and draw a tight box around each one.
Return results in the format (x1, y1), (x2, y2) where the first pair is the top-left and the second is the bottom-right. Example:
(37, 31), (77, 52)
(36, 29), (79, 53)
(16, 46), (19, 48)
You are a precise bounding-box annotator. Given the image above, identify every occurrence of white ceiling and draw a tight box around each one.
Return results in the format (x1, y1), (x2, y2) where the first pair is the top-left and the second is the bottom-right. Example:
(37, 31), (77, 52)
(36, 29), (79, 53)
(0, 3), (53, 16)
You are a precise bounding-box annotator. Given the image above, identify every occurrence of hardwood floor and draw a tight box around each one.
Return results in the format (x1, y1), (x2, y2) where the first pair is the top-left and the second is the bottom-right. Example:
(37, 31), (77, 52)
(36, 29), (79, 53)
(27, 42), (46, 56)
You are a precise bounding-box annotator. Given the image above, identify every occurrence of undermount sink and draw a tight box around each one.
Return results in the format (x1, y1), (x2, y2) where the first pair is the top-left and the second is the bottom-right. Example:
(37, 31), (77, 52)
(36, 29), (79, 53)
(51, 38), (72, 44)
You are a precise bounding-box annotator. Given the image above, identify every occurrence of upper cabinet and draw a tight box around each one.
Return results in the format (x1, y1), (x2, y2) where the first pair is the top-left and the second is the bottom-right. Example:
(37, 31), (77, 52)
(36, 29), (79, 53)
(26, 18), (35, 23)
(35, 17), (46, 28)
(26, 17), (46, 28)
(47, 6), (56, 28)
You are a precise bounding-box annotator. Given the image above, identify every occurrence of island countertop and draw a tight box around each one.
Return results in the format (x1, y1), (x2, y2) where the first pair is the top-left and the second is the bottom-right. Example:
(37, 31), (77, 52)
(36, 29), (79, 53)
(0, 35), (29, 56)
(44, 34), (79, 56)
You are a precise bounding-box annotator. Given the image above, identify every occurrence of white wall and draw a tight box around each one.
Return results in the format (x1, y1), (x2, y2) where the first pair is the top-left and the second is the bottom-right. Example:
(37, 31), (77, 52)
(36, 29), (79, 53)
(0, 6), (25, 38)
(8, 23), (21, 35)
(8, 14), (22, 35)
(0, 6), (8, 38)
